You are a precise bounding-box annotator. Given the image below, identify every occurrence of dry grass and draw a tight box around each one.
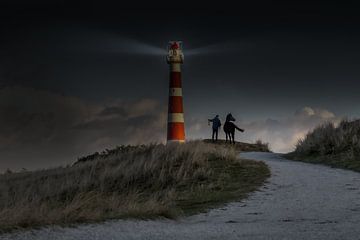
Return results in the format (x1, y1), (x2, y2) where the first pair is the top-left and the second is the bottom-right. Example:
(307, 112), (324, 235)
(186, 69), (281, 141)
(203, 139), (270, 152)
(0, 141), (269, 233)
(286, 119), (360, 171)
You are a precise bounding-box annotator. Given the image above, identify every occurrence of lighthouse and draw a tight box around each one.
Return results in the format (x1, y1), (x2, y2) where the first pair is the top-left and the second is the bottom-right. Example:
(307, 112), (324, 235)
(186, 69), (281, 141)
(167, 41), (185, 143)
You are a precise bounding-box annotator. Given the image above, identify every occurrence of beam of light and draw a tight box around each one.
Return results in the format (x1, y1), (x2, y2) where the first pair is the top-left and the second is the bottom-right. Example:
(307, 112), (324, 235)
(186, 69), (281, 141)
(80, 31), (252, 57)
(103, 37), (167, 56)
(87, 34), (166, 56)
(185, 41), (253, 56)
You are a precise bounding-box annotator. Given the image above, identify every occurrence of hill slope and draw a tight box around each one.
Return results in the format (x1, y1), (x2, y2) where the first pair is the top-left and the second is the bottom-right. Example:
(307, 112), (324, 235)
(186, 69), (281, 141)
(0, 141), (270, 233)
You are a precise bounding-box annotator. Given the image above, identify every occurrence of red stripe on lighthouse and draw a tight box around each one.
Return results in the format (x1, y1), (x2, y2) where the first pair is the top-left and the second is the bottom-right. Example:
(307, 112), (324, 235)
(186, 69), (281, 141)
(168, 96), (183, 113)
(167, 122), (185, 140)
(170, 72), (182, 87)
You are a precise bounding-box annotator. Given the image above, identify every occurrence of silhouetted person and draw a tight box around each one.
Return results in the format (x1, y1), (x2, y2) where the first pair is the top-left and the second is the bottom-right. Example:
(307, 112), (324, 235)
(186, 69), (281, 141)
(208, 115), (221, 141)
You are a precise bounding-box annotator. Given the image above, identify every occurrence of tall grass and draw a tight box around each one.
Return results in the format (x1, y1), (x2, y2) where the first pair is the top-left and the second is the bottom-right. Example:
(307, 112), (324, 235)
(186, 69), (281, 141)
(0, 141), (269, 232)
(287, 119), (360, 171)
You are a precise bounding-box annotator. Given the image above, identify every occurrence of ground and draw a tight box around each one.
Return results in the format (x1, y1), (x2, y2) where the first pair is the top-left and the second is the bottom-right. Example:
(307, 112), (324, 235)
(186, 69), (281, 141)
(3, 152), (360, 240)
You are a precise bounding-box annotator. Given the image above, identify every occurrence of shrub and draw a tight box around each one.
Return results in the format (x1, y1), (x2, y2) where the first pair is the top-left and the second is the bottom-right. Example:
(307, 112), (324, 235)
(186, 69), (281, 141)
(288, 119), (360, 171)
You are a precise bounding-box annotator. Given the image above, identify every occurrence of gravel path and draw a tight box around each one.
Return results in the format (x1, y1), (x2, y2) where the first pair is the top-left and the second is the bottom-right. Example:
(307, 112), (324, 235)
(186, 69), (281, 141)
(3, 152), (360, 240)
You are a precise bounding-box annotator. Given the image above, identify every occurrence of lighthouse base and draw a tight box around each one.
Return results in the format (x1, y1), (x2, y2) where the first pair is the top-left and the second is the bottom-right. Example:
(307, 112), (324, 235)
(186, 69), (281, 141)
(167, 140), (185, 144)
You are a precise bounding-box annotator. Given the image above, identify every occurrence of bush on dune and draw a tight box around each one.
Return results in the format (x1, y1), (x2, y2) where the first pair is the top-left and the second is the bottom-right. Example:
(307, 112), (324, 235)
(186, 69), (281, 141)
(287, 119), (360, 171)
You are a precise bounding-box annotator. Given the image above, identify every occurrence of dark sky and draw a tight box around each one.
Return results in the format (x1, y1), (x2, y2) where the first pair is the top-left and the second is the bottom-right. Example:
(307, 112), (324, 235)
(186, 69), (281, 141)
(1, 1), (360, 170)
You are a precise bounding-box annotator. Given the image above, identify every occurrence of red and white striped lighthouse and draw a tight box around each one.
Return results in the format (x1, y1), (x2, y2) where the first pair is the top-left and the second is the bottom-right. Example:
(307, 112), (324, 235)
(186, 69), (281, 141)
(167, 41), (185, 143)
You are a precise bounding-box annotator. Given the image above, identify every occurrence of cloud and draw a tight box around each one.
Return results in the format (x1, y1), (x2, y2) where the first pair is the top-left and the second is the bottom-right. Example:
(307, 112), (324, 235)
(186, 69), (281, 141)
(242, 107), (341, 153)
(294, 107), (335, 119)
(186, 106), (341, 153)
(0, 86), (166, 171)
(0, 86), (343, 171)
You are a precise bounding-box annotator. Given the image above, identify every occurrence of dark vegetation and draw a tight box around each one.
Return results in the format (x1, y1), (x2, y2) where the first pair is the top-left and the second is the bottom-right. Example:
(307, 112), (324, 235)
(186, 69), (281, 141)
(0, 141), (270, 233)
(286, 119), (360, 172)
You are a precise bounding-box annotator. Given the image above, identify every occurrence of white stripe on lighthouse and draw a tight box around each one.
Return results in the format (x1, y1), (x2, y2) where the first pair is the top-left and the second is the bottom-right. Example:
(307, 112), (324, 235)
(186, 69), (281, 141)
(167, 139), (185, 143)
(169, 88), (182, 96)
(168, 113), (184, 123)
(170, 63), (181, 72)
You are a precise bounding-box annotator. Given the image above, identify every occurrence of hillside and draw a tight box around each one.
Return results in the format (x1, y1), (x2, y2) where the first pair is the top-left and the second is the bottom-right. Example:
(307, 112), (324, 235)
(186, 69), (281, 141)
(285, 119), (360, 172)
(0, 141), (270, 233)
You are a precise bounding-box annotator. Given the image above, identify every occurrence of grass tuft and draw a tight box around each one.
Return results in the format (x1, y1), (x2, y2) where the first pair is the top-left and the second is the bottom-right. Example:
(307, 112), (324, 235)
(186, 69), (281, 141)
(285, 119), (360, 172)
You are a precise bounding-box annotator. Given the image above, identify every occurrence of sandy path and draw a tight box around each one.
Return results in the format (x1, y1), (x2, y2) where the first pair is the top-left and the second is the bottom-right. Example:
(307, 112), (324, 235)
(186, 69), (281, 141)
(3, 152), (360, 240)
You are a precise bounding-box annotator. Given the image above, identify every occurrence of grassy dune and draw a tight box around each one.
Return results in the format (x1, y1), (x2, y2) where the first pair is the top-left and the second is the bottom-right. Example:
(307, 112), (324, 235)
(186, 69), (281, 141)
(0, 141), (270, 232)
(286, 119), (360, 172)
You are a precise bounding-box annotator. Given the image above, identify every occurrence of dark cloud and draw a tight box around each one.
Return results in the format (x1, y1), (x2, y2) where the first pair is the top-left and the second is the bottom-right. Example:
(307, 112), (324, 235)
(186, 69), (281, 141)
(0, 86), (166, 171)
(0, 85), (345, 171)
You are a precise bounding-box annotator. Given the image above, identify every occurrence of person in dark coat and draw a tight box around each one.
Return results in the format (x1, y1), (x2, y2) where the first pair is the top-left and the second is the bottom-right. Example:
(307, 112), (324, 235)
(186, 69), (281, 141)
(208, 115), (222, 141)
